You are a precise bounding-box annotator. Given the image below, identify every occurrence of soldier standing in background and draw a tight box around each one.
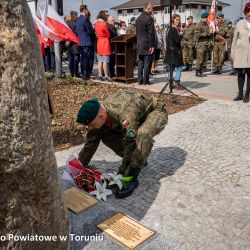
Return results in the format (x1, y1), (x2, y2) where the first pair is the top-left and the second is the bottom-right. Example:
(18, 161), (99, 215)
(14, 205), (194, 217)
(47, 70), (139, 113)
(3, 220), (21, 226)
(182, 16), (195, 71)
(213, 14), (228, 74)
(76, 88), (168, 198)
(127, 17), (136, 34)
(194, 12), (211, 77)
(226, 21), (235, 75)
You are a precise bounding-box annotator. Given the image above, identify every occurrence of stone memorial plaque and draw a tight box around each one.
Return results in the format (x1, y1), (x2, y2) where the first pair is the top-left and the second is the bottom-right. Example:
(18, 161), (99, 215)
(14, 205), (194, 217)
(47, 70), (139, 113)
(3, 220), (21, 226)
(97, 213), (155, 249)
(64, 187), (99, 214)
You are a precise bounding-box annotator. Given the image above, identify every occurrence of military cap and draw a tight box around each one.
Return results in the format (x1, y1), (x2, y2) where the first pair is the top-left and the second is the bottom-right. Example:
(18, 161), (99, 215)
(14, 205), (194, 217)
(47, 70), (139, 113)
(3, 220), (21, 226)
(77, 98), (100, 125)
(217, 13), (224, 18)
(201, 12), (209, 18)
(187, 16), (193, 20)
(130, 16), (136, 22)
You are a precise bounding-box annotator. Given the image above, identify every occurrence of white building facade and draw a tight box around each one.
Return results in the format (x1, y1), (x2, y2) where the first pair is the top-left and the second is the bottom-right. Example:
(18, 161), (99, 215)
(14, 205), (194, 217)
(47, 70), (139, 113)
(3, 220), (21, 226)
(111, 0), (230, 25)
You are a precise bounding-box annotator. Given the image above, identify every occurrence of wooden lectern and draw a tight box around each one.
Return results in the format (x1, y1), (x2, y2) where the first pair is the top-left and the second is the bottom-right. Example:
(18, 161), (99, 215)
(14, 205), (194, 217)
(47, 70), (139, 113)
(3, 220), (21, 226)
(112, 34), (137, 84)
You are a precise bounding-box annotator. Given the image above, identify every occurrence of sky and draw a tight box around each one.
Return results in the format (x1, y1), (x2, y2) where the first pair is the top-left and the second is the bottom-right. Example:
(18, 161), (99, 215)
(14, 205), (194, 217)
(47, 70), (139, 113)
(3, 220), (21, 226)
(62, 0), (249, 22)
(29, 0), (249, 22)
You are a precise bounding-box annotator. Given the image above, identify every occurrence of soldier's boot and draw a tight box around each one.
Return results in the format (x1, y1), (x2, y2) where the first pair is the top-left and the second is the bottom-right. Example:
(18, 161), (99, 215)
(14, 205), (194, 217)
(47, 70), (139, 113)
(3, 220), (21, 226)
(189, 64), (193, 71)
(200, 70), (207, 77)
(217, 66), (222, 74)
(115, 166), (140, 199)
(213, 66), (220, 74)
(195, 70), (203, 77)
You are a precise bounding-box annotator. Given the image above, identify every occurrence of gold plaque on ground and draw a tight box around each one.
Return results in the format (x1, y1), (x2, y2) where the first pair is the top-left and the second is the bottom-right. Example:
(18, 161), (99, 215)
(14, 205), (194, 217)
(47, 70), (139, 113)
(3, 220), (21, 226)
(97, 213), (155, 249)
(64, 187), (99, 214)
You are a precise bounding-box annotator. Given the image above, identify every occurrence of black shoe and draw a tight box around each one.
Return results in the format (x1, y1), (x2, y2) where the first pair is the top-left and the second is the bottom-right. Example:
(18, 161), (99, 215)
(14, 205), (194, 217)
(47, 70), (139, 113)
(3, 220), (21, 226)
(138, 80), (143, 85)
(213, 67), (219, 74)
(104, 77), (111, 82)
(195, 70), (203, 77)
(243, 93), (249, 103)
(145, 82), (153, 85)
(114, 178), (139, 199)
(183, 66), (189, 72)
(233, 95), (243, 101)
(217, 66), (222, 74)
(74, 74), (81, 78)
(82, 76), (90, 80)
(154, 70), (160, 74)
(98, 76), (104, 81)
(229, 71), (236, 76)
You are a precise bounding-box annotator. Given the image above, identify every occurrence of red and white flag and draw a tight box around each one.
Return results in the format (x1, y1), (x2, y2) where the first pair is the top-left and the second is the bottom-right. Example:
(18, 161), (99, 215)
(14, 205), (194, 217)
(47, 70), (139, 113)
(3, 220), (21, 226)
(35, 0), (80, 44)
(34, 16), (62, 44)
(207, 0), (218, 33)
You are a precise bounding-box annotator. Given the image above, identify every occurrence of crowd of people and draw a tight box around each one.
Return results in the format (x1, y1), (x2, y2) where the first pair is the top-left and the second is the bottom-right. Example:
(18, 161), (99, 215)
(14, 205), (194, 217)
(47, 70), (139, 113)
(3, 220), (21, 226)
(43, 2), (250, 103)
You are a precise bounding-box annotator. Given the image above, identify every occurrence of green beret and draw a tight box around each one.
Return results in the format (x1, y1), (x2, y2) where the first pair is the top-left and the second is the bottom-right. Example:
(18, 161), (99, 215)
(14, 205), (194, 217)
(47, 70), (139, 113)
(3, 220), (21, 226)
(217, 13), (224, 18)
(77, 98), (100, 125)
(130, 16), (136, 22)
(201, 12), (209, 18)
(187, 16), (193, 20)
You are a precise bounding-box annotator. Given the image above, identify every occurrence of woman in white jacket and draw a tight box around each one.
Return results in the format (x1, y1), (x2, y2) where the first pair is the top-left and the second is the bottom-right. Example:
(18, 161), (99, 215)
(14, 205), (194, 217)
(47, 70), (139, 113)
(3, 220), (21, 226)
(231, 2), (250, 103)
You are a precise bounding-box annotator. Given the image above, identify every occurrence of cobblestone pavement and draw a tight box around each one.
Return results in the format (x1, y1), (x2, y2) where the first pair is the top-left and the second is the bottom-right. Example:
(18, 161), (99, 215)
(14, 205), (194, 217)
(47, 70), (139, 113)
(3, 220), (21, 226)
(56, 99), (250, 249)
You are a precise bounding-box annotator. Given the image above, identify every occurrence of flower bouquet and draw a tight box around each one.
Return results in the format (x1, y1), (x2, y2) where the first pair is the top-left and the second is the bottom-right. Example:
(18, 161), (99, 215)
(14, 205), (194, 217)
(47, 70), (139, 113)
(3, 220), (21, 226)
(62, 155), (130, 201)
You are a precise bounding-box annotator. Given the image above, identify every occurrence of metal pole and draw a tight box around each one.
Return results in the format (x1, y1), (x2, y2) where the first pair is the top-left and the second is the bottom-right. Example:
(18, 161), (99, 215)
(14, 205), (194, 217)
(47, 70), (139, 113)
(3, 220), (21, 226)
(51, 0), (62, 78)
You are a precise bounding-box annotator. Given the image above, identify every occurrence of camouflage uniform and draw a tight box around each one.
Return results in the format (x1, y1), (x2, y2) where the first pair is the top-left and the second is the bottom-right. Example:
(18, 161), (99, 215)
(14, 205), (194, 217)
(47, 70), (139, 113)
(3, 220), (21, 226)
(182, 24), (195, 68)
(194, 21), (211, 72)
(78, 89), (168, 171)
(213, 21), (228, 67)
(226, 26), (235, 70)
(127, 24), (136, 34)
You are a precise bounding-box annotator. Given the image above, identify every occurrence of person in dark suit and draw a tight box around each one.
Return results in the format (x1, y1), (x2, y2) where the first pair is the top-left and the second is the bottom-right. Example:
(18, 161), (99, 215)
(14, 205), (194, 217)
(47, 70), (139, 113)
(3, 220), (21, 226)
(67, 11), (80, 78)
(76, 5), (95, 80)
(136, 3), (155, 85)
(107, 15), (118, 78)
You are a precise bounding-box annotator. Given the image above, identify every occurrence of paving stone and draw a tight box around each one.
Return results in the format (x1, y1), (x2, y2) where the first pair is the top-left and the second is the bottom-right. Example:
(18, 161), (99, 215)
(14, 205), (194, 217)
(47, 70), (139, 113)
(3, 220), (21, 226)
(56, 99), (250, 249)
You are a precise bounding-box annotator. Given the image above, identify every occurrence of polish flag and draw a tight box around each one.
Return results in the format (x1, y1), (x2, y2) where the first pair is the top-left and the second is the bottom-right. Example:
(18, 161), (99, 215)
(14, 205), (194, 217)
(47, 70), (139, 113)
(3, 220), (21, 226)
(37, 1), (80, 44)
(207, 0), (218, 33)
(34, 16), (62, 44)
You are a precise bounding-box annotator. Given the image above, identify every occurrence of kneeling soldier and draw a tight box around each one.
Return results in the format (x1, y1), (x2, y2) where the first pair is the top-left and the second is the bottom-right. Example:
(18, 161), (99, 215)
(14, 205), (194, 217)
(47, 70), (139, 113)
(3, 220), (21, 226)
(77, 89), (168, 198)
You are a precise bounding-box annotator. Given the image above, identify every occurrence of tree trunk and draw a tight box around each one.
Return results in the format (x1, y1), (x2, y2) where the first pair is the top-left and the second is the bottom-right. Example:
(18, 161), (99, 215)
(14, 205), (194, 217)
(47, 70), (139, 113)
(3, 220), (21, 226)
(0, 1), (68, 249)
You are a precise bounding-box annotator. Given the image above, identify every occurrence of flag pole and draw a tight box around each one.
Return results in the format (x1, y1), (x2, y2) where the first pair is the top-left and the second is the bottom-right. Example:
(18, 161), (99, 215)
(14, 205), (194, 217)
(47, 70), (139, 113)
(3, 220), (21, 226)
(51, 0), (62, 78)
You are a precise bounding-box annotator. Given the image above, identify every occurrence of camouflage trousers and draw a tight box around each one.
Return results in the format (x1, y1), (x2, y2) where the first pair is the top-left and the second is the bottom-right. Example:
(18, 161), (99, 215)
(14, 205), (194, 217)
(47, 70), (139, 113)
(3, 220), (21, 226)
(102, 101), (168, 170)
(195, 43), (208, 71)
(182, 43), (193, 66)
(213, 42), (225, 67)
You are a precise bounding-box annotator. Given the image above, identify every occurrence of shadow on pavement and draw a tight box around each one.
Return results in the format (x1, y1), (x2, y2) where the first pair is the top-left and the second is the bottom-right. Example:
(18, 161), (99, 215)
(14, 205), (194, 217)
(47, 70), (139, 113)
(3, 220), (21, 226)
(91, 146), (188, 221)
(181, 81), (210, 89)
(59, 146), (187, 249)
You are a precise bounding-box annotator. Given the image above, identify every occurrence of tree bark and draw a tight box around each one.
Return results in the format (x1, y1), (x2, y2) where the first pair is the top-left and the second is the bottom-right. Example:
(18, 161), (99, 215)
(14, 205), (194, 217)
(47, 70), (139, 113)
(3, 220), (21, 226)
(0, 1), (68, 249)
